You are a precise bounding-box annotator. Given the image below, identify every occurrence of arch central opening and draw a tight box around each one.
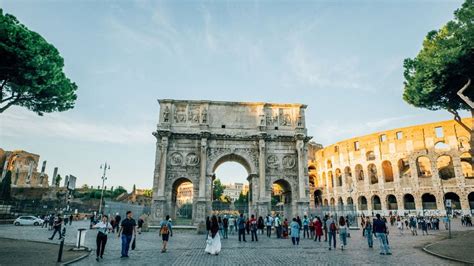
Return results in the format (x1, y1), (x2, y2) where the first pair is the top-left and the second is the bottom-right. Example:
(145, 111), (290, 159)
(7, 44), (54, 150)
(213, 159), (250, 216)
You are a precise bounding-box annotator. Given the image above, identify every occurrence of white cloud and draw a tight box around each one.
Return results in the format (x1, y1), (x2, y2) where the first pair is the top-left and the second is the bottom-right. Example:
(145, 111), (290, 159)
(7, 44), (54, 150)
(0, 107), (154, 144)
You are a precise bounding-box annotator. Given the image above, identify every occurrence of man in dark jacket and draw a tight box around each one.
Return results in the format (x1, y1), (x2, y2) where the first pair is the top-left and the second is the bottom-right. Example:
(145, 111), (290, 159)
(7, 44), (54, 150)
(237, 213), (246, 242)
(373, 214), (391, 255)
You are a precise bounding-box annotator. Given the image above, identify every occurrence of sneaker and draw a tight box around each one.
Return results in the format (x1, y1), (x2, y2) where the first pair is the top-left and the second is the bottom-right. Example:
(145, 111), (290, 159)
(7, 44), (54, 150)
(380, 252), (386, 255)
(96, 257), (99, 262)
(387, 253), (392, 255)
(328, 248), (331, 250)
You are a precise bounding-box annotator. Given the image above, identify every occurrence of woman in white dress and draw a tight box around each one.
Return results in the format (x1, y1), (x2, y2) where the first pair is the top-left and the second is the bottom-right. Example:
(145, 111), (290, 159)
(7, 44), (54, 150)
(205, 215), (221, 255)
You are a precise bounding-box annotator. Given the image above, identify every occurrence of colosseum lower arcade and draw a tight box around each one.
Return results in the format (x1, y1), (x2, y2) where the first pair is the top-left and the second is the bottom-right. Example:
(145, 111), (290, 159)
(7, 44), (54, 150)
(308, 118), (474, 216)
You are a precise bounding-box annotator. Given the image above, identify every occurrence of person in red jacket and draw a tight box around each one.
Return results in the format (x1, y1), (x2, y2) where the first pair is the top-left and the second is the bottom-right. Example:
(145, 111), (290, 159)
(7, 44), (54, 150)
(314, 217), (323, 242)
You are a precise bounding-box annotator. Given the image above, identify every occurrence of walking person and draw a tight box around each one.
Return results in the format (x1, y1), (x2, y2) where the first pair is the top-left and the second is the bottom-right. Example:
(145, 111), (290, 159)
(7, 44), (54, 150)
(397, 217), (404, 236)
(48, 214), (55, 230)
(373, 214), (391, 255)
(309, 217), (315, 239)
(218, 216), (224, 237)
(326, 215), (337, 250)
(229, 216), (235, 235)
(205, 215), (221, 255)
(302, 215), (310, 239)
(48, 215), (63, 240)
(114, 213), (121, 233)
(206, 216), (211, 240)
(250, 215), (258, 242)
(237, 214), (246, 242)
(421, 218), (429, 235)
(93, 215), (112, 261)
(275, 214), (282, 239)
(137, 217), (144, 234)
(410, 217), (418, 236)
(69, 214), (73, 226)
(118, 211), (136, 258)
(314, 217), (323, 242)
(364, 217), (373, 248)
(159, 215), (173, 253)
(265, 215), (273, 237)
(338, 216), (348, 250)
(323, 215), (329, 242)
(42, 215), (49, 229)
(290, 218), (301, 245)
(223, 215), (229, 239)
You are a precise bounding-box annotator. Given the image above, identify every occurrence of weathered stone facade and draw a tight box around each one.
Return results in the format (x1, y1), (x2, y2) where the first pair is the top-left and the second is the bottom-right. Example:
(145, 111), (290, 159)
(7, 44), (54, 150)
(308, 118), (474, 215)
(0, 149), (49, 188)
(151, 100), (311, 226)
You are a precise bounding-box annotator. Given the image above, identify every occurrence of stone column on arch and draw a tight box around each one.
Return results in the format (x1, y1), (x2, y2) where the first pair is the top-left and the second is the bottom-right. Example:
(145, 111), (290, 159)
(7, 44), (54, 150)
(195, 135), (209, 232)
(151, 130), (170, 225)
(295, 136), (310, 215)
(257, 136), (270, 216)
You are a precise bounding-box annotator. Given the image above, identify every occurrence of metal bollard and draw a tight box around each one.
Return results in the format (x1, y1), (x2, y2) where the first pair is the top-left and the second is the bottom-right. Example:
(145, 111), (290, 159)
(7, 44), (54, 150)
(57, 227), (67, 262)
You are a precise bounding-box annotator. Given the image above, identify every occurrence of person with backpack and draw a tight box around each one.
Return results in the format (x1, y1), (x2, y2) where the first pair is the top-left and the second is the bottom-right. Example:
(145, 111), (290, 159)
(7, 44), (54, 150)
(48, 215), (63, 240)
(159, 215), (173, 253)
(373, 213), (391, 255)
(237, 213), (246, 242)
(250, 215), (258, 241)
(302, 215), (310, 239)
(222, 215), (229, 239)
(290, 217), (301, 245)
(326, 215), (337, 250)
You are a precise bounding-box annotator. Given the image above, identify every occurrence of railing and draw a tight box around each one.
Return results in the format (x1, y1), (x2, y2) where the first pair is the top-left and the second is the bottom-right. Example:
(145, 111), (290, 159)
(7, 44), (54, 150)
(359, 204), (368, 210)
(373, 203), (382, 210)
(422, 202), (437, 210)
(404, 202), (416, 210)
(387, 203), (398, 210)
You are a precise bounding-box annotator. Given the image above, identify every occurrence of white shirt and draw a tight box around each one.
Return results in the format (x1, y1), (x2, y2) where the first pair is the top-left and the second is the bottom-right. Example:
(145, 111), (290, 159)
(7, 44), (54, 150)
(94, 221), (112, 234)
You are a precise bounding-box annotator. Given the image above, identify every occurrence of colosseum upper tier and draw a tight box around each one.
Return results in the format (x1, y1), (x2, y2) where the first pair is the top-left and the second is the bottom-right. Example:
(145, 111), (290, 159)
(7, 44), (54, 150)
(308, 118), (474, 215)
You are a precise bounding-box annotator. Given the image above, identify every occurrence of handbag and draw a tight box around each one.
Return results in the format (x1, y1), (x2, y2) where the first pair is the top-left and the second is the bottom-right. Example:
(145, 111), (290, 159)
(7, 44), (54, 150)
(131, 237), (136, 250)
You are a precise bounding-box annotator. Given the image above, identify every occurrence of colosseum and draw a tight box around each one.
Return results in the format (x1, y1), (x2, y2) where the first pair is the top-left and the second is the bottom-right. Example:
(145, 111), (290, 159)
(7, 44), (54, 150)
(308, 118), (474, 216)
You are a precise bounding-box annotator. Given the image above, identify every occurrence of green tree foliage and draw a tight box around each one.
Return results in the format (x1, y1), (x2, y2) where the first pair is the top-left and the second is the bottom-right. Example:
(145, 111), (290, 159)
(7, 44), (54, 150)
(212, 179), (225, 201)
(0, 9), (77, 114)
(403, 1), (474, 130)
(235, 191), (248, 205)
(112, 186), (127, 198)
(0, 170), (12, 200)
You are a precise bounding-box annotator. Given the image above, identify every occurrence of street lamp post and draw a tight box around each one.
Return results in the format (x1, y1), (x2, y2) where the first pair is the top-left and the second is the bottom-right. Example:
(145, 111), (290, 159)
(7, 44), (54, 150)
(98, 162), (110, 215)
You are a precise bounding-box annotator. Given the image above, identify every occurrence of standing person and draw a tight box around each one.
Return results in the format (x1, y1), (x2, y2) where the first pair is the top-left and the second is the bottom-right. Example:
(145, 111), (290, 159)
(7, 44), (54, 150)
(364, 217), (373, 248)
(257, 216), (265, 235)
(338, 216), (348, 250)
(205, 215), (221, 255)
(245, 217), (250, 235)
(69, 214), (73, 226)
(228, 216), (235, 235)
(48, 214), (55, 230)
(410, 217), (418, 236)
(92, 215), (112, 261)
(206, 216), (211, 239)
(42, 215), (49, 229)
(282, 218), (289, 239)
(237, 214), (246, 242)
(250, 215), (258, 242)
(118, 211), (136, 258)
(302, 215), (310, 239)
(314, 217), (323, 242)
(114, 213), (122, 233)
(326, 215), (337, 250)
(309, 217), (315, 239)
(290, 218), (301, 245)
(265, 215), (273, 237)
(397, 217), (404, 236)
(218, 216), (224, 237)
(137, 217), (144, 234)
(323, 215), (329, 241)
(222, 215), (229, 239)
(421, 218), (428, 235)
(361, 216), (366, 237)
(373, 214), (391, 255)
(159, 215), (173, 253)
(48, 216), (63, 240)
(275, 214), (282, 239)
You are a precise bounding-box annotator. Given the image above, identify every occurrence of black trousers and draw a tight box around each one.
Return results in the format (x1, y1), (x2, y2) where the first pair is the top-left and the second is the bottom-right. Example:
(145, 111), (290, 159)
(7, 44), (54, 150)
(50, 227), (62, 239)
(96, 232), (108, 257)
(266, 226), (272, 237)
(238, 228), (246, 241)
(251, 230), (258, 241)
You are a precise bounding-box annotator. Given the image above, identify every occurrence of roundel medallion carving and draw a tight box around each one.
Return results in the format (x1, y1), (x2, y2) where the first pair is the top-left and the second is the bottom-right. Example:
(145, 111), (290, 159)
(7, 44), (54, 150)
(170, 152), (183, 166)
(267, 155), (279, 168)
(186, 153), (200, 166)
(282, 155), (296, 169)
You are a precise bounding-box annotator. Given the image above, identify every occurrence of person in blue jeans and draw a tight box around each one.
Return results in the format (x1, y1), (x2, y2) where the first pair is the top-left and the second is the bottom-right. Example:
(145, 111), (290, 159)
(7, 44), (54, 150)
(118, 211), (136, 258)
(302, 215), (310, 239)
(373, 214), (391, 255)
(290, 218), (301, 245)
(326, 215), (337, 250)
(364, 217), (373, 248)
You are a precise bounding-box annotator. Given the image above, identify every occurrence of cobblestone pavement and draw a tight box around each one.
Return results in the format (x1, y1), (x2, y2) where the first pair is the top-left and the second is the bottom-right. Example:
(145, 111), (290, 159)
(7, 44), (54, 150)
(0, 219), (472, 265)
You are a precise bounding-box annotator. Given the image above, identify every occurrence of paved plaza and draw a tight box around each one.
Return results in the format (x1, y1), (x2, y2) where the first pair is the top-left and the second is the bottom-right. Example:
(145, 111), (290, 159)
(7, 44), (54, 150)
(0, 220), (472, 265)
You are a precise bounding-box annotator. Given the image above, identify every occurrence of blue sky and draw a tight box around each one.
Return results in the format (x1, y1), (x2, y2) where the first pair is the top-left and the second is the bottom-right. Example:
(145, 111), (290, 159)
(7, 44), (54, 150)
(0, 0), (466, 191)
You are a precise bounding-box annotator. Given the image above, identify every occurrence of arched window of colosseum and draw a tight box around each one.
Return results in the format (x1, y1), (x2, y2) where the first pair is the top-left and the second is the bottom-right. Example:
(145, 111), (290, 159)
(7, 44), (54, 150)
(372, 195), (382, 210)
(344, 166), (352, 186)
(458, 137), (470, 150)
(368, 164), (378, 184)
(308, 164), (316, 171)
(469, 192), (474, 210)
(386, 194), (398, 210)
(398, 158), (410, 178)
(314, 190), (323, 206)
(323, 198), (328, 206)
(355, 164), (364, 181)
(403, 194), (415, 210)
(309, 174), (316, 187)
(437, 155), (455, 180)
(328, 171), (334, 188)
(434, 141), (450, 151)
(335, 168), (342, 187)
(416, 156), (432, 178)
(327, 160), (332, 169)
(445, 192), (461, 210)
(421, 193), (437, 209)
(330, 197), (335, 206)
(346, 197), (353, 205)
(460, 153), (474, 179)
(337, 197), (343, 206)
(358, 196), (368, 210)
(366, 151), (376, 161)
(382, 161), (394, 182)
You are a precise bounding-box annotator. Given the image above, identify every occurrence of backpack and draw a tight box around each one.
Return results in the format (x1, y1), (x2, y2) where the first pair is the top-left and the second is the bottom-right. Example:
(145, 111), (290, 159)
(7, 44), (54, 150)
(251, 219), (257, 230)
(330, 222), (336, 232)
(160, 222), (169, 235)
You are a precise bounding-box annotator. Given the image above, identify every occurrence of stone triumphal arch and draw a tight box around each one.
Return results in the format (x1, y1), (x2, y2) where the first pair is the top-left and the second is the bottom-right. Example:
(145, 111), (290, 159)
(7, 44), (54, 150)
(151, 100), (311, 227)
